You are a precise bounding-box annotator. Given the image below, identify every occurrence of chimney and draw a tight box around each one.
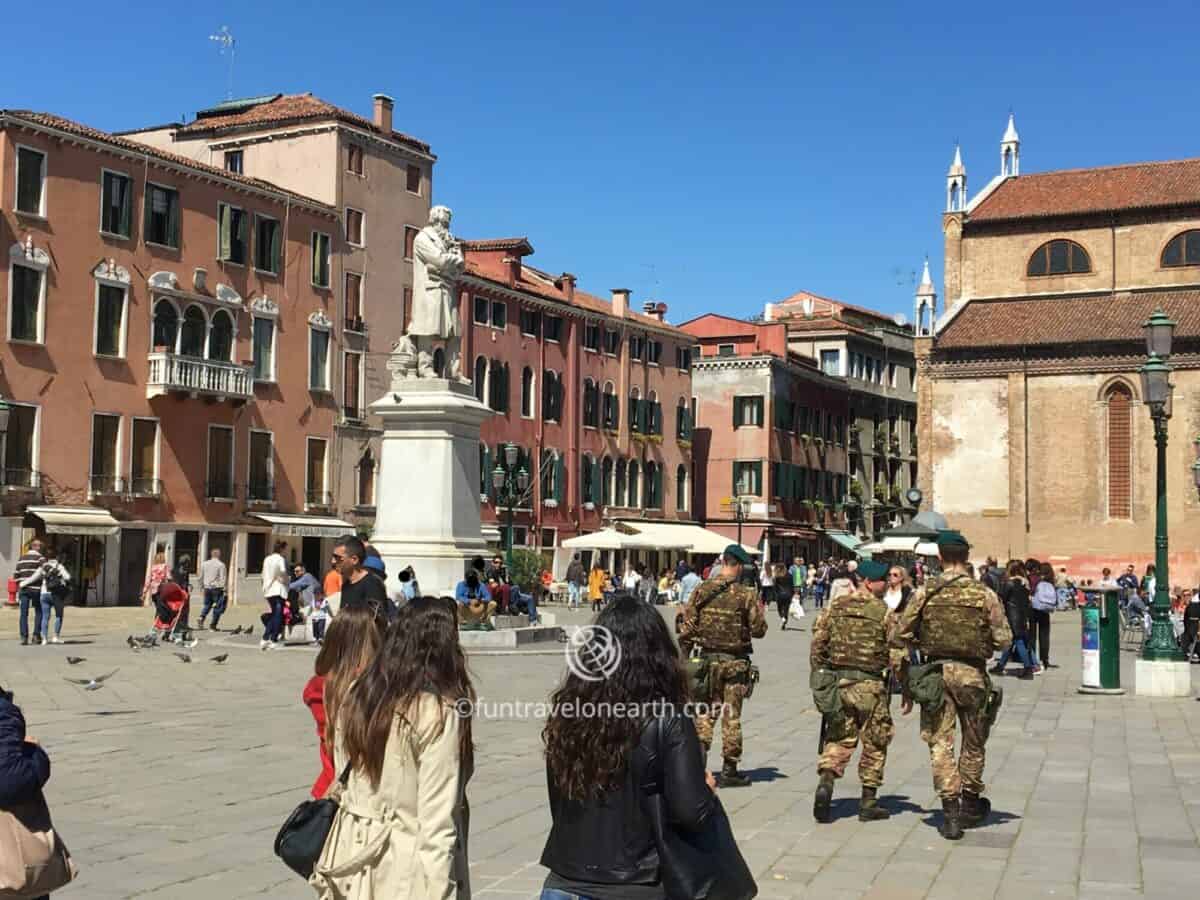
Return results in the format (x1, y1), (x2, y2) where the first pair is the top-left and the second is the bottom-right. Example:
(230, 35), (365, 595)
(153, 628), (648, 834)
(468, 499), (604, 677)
(763, 302), (775, 321)
(642, 300), (667, 323)
(503, 255), (521, 287)
(372, 93), (394, 133)
(611, 288), (630, 318)
(558, 272), (576, 302)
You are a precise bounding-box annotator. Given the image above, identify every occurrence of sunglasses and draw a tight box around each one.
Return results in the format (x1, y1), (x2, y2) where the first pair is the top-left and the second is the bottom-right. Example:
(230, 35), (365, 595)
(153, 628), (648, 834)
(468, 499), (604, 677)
(331, 553), (345, 562)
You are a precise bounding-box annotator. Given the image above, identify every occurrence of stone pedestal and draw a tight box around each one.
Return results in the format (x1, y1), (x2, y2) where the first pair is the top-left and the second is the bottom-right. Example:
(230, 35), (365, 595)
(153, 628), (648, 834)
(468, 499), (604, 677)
(1134, 659), (1192, 697)
(369, 378), (493, 598)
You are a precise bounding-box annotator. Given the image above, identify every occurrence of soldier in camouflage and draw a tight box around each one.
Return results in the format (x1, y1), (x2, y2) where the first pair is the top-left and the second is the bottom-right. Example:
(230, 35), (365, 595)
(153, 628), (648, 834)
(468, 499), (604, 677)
(810, 559), (903, 823)
(678, 544), (767, 787)
(894, 530), (1012, 840)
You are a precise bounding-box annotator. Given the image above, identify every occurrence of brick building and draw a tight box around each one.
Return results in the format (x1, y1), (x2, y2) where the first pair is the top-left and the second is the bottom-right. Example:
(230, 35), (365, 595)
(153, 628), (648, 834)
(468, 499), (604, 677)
(460, 239), (696, 564)
(919, 114), (1200, 580)
(679, 314), (855, 564)
(0, 109), (347, 604)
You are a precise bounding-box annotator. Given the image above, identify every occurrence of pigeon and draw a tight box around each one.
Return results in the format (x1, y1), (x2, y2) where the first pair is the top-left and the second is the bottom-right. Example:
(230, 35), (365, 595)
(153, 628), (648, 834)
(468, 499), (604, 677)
(66, 656), (86, 665)
(126, 635), (137, 648)
(210, 653), (229, 664)
(244, 626), (254, 637)
(174, 652), (191, 663)
(64, 670), (118, 691)
(230, 625), (243, 636)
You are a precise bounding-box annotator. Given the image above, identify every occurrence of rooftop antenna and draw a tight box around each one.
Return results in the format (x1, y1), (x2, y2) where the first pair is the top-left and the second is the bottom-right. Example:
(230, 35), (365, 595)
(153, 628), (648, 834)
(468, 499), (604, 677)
(209, 26), (236, 100)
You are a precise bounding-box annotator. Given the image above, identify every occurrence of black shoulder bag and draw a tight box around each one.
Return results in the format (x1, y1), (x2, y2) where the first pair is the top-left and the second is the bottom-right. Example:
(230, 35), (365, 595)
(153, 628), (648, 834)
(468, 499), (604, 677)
(274, 761), (351, 879)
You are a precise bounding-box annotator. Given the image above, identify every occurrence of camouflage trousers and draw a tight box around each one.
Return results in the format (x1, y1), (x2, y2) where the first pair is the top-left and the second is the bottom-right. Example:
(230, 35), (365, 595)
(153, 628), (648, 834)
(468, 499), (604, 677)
(919, 662), (989, 799)
(818, 679), (893, 788)
(694, 658), (750, 763)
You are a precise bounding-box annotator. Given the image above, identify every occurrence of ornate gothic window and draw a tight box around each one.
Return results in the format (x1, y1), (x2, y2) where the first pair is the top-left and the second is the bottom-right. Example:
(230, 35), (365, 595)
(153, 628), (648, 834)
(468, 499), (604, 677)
(1027, 240), (1091, 276)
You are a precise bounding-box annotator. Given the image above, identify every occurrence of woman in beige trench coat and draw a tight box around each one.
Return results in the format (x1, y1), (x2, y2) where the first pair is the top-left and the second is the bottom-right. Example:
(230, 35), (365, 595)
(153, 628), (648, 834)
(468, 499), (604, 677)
(311, 597), (473, 900)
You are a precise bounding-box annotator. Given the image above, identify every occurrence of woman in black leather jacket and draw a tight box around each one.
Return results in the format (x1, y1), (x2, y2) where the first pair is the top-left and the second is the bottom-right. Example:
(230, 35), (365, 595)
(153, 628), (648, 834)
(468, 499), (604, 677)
(540, 593), (715, 900)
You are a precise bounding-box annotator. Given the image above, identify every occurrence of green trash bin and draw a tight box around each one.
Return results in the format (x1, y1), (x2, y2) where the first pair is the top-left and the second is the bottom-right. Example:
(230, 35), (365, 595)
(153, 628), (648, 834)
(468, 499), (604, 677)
(1079, 588), (1124, 695)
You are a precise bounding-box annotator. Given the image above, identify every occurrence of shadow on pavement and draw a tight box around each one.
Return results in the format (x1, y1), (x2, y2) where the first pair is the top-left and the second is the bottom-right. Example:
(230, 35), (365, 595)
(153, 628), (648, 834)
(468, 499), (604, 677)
(742, 766), (788, 784)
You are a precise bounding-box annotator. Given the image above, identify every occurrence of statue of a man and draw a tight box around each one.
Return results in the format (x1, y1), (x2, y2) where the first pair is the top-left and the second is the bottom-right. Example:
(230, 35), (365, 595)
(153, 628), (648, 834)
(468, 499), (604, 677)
(408, 205), (466, 378)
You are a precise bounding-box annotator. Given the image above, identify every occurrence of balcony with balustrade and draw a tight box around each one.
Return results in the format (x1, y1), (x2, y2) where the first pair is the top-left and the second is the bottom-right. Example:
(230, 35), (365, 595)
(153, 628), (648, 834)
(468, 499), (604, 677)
(146, 352), (253, 402)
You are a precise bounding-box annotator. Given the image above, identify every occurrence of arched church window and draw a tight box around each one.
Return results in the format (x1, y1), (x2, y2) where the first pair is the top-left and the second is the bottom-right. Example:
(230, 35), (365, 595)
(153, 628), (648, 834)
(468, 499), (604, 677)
(1161, 230), (1200, 268)
(1027, 240), (1091, 277)
(1105, 383), (1132, 519)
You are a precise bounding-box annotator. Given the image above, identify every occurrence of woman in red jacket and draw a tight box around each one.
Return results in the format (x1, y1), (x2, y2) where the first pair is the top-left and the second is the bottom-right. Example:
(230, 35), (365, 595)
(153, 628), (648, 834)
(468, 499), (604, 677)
(303, 604), (388, 797)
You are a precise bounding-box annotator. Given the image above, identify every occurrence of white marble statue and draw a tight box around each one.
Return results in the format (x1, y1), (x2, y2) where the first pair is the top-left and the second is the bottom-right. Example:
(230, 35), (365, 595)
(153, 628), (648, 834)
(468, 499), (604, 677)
(405, 205), (466, 379)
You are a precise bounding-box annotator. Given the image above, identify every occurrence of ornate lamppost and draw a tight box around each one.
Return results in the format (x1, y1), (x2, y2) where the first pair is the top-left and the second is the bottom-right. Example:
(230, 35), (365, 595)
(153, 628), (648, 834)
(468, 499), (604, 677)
(1139, 309), (1185, 662)
(491, 442), (530, 571)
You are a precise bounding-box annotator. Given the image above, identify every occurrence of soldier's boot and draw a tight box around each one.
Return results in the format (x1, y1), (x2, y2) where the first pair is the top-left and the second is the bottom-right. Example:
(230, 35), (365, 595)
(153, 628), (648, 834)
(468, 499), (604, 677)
(813, 771), (835, 824)
(719, 759), (751, 788)
(961, 792), (992, 828)
(858, 787), (890, 822)
(938, 797), (964, 841)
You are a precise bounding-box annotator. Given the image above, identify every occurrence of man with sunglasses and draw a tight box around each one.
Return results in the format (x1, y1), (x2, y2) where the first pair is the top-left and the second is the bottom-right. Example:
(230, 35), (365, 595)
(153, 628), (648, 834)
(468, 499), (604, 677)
(332, 536), (388, 614)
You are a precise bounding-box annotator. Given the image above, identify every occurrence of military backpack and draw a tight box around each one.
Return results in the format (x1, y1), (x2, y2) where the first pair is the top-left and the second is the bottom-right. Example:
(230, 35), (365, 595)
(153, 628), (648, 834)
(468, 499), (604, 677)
(918, 574), (993, 661)
(825, 590), (889, 673)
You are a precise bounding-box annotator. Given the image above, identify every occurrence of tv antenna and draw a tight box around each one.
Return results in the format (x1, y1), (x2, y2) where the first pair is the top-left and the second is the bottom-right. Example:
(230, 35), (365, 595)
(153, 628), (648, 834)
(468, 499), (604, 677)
(209, 26), (236, 100)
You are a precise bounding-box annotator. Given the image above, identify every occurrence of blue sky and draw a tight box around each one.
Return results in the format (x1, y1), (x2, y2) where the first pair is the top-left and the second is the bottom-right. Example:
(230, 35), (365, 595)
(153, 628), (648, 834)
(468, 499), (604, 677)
(11, 0), (1199, 324)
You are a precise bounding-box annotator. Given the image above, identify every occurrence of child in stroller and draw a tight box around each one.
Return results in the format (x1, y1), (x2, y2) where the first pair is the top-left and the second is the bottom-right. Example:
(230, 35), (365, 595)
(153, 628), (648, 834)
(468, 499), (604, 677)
(148, 578), (193, 644)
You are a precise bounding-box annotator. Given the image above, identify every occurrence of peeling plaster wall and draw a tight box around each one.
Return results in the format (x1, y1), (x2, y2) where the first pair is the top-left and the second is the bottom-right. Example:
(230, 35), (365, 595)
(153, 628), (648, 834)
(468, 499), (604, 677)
(932, 378), (1009, 514)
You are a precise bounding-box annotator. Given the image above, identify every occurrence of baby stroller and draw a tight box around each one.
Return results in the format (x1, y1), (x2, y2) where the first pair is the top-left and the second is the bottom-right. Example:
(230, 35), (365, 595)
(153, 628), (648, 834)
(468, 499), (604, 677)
(149, 580), (193, 644)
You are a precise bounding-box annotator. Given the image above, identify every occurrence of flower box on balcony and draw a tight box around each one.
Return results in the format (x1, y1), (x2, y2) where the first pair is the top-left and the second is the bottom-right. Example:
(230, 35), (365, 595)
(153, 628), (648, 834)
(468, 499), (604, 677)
(583, 501), (595, 511)
(543, 498), (558, 508)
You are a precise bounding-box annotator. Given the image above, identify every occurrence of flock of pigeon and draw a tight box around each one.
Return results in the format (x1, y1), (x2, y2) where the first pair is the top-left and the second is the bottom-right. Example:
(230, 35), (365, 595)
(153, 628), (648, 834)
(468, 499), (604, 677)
(60, 627), (255, 691)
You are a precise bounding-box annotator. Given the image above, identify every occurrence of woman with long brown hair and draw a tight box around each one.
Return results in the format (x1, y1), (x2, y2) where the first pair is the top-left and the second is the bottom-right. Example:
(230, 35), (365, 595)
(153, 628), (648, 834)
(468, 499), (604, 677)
(311, 596), (474, 899)
(302, 605), (388, 798)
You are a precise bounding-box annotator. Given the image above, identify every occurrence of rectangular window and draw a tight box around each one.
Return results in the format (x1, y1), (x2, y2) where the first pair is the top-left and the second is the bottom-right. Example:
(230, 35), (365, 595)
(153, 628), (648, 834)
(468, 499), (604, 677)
(820, 349), (840, 376)
(224, 150), (243, 174)
(309, 328), (330, 391)
(406, 164), (421, 194)
(347, 143), (364, 176)
(90, 414), (121, 494)
(10, 264), (42, 343)
(15, 147), (45, 216)
(403, 287), (412, 325)
(404, 226), (418, 260)
(648, 340), (663, 365)
(311, 232), (331, 287)
(733, 395), (764, 428)
(252, 317), (276, 382)
(246, 532), (267, 573)
(3, 403), (36, 488)
(629, 335), (644, 361)
(344, 351), (363, 418)
(717, 343), (735, 357)
(490, 300), (507, 329)
(254, 215), (281, 274)
(733, 460), (763, 497)
(217, 203), (248, 265)
(357, 454), (376, 507)
(144, 183), (180, 248)
(602, 392), (619, 430)
(130, 418), (158, 495)
(544, 315), (563, 342)
(520, 307), (540, 337)
(676, 346), (691, 370)
(95, 284), (125, 357)
(100, 171), (132, 237)
(306, 438), (328, 505)
(583, 322), (600, 351)
(473, 296), (489, 325)
(206, 426), (235, 499)
(248, 430), (273, 502)
(346, 208), (364, 246)
(604, 328), (620, 355)
(345, 273), (363, 326)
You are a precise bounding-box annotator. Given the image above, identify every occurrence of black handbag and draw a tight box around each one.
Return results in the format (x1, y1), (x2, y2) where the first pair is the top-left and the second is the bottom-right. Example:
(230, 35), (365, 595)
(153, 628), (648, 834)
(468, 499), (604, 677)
(640, 718), (757, 900)
(274, 762), (350, 879)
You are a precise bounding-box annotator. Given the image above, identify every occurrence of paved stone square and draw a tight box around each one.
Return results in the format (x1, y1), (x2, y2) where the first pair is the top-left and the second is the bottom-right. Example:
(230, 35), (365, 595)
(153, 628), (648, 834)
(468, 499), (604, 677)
(1, 603), (1198, 899)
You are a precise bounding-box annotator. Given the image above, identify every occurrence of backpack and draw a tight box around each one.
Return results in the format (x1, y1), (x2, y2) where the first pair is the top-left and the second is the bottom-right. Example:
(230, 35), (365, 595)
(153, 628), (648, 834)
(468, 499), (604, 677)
(44, 564), (67, 596)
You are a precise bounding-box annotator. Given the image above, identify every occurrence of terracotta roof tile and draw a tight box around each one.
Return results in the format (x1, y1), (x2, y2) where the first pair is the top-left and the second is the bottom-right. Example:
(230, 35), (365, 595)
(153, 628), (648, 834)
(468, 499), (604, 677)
(969, 158), (1200, 223)
(2, 110), (335, 214)
(935, 289), (1200, 350)
(461, 237), (534, 254)
(771, 289), (901, 327)
(175, 93), (432, 156)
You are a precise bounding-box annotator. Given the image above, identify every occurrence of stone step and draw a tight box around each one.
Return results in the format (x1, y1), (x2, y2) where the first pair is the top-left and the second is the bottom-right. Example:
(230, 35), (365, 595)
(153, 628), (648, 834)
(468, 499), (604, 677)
(459, 624), (565, 649)
(492, 612), (557, 629)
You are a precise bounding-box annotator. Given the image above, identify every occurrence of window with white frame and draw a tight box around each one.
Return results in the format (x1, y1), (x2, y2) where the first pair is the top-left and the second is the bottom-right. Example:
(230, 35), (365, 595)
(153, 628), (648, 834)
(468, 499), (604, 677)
(255, 215), (281, 274)
(9, 251), (47, 344)
(490, 300), (507, 329)
(345, 273), (363, 328)
(3, 403), (38, 488)
(206, 425), (235, 500)
(224, 150), (243, 174)
(346, 207), (365, 247)
(521, 366), (535, 418)
(94, 282), (127, 357)
(129, 418), (159, 495)
(218, 202), (248, 265)
(541, 448), (561, 506)
(473, 296), (489, 325)
(15, 147), (46, 216)
(100, 170), (132, 238)
(733, 460), (763, 496)
(312, 232), (332, 288)
(145, 183), (180, 248)
(583, 322), (600, 351)
(251, 312), (277, 382)
(90, 413), (121, 495)
(209, 309), (234, 362)
(309, 318), (331, 391)
(247, 430), (274, 501)
(306, 437), (329, 506)
(344, 350), (363, 418)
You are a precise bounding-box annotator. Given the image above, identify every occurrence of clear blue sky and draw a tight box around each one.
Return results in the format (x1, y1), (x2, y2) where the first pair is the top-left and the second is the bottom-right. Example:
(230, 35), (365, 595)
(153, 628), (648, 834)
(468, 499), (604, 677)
(11, 0), (1199, 324)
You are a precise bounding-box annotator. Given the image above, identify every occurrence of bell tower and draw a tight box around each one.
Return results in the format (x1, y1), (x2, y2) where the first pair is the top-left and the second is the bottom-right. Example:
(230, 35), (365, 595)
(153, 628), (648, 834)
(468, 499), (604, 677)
(946, 144), (966, 212)
(1001, 113), (1020, 177)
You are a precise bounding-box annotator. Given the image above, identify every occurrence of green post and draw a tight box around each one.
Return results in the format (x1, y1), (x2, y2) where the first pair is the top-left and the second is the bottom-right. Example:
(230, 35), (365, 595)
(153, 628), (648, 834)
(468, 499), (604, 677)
(505, 500), (514, 572)
(1143, 415), (1184, 661)
(1079, 589), (1124, 694)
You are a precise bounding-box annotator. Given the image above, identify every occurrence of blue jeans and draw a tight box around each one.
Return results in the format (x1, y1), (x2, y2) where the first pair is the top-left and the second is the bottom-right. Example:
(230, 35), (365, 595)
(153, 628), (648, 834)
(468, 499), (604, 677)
(541, 890), (596, 900)
(996, 637), (1036, 670)
(264, 597), (284, 641)
(18, 588), (43, 641)
(567, 582), (581, 607)
(39, 593), (63, 639)
(200, 588), (226, 627)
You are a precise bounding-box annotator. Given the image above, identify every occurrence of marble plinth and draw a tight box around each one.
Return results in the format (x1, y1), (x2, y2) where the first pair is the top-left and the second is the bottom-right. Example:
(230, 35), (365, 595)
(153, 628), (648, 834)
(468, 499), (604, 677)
(458, 625), (566, 650)
(1134, 658), (1192, 697)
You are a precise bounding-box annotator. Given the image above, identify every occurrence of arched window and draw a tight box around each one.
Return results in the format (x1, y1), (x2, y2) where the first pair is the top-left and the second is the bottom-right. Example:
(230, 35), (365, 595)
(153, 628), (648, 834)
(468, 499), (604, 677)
(473, 356), (487, 403)
(356, 449), (376, 507)
(543, 371), (562, 422)
(949, 183), (960, 211)
(582, 378), (598, 428)
(152, 299), (178, 350)
(601, 456), (613, 505)
(644, 461), (659, 509)
(521, 367), (535, 417)
(179, 305), (207, 357)
(602, 381), (618, 430)
(488, 359), (509, 412)
(676, 464), (688, 512)
(581, 453), (596, 506)
(615, 459), (626, 506)
(1003, 147), (1013, 177)
(676, 397), (691, 439)
(1161, 230), (1200, 268)
(1027, 239), (1091, 276)
(1106, 383), (1132, 519)
(628, 459), (640, 507)
(629, 387), (642, 434)
(209, 309), (234, 361)
(647, 390), (661, 436)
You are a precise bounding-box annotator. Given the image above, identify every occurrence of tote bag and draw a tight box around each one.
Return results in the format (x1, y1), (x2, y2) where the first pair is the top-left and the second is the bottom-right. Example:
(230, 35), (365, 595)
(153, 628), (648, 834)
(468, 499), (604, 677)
(0, 792), (78, 898)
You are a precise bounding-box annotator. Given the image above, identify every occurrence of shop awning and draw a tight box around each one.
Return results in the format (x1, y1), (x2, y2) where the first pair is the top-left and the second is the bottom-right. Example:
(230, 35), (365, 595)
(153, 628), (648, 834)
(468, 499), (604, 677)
(562, 528), (629, 550)
(823, 530), (862, 554)
(560, 523), (760, 555)
(878, 536), (921, 553)
(26, 506), (120, 536)
(249, 513), (357, 538)
(915, 541), (940, 557)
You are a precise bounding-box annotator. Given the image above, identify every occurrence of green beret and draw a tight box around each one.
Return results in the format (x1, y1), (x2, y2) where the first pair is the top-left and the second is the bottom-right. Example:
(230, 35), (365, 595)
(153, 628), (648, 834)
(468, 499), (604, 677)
(857, 559), (889, 581)
(936, 529), (969, 548)
(723, 544), (752, 565)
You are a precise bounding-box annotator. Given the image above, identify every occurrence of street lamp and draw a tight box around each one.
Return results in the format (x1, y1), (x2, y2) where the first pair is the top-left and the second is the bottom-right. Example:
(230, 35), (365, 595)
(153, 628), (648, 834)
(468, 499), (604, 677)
(734, 496), (751, 547)
(1139, 309), (1184, 661)
(492, 442), (530, 570)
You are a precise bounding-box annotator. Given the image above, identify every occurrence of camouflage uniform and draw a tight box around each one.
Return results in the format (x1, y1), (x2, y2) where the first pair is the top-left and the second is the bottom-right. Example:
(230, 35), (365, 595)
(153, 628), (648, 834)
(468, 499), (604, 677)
(810, 585), (902, 787)
(678, 574), (767, 763)
(894, 571), (1011, 799)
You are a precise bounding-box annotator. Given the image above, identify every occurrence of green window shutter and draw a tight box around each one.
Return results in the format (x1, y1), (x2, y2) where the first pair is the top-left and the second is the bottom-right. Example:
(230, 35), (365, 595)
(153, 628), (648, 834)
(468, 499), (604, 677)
(753, 461), (763, 495)
(655, 466), (663, 508)
(270, 222), (282, 272)
(639, 400), (648, 434)
(732, 398), (739, 428)
(218, 205), (231, 260)
(143, 186), (153, 240)
(167, 191), (181, 247)
(732, 461), (739, 495)
(119, 177), (132, 236)
(555, 453), (565, 503)
(238, 206), (249, 250)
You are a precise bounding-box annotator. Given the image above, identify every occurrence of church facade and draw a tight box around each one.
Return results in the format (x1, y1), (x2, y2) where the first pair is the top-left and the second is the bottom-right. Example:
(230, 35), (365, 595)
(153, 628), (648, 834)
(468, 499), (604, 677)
(916, 116), (1200, 582)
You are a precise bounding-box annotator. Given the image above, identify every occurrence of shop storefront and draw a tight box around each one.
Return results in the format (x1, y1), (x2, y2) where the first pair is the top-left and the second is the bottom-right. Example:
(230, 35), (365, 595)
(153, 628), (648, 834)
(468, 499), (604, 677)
(24, 506), (120, 607)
